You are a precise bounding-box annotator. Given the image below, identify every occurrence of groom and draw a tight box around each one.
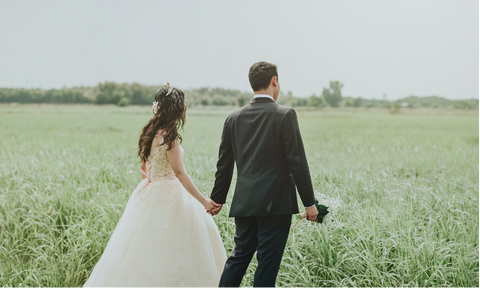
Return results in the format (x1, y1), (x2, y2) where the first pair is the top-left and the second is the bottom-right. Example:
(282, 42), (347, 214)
(209, 61), (319, 287)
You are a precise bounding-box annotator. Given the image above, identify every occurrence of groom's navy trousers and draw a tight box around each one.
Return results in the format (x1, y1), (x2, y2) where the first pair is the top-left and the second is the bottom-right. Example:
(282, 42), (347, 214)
(218, 214), (292, 287)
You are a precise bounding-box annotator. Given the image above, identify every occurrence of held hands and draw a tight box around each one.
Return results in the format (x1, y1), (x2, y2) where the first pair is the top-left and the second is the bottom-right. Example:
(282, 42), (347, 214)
(202, 198), (218, 211)
(208, 203), (222, 216)
(305, 205), (319, 221)
(202, 198), (223, 216)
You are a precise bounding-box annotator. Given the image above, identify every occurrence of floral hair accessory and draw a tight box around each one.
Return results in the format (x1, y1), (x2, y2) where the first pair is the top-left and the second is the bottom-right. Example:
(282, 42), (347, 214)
(152, 101), (159, 115)
(153, 82), (174, 115)
(164, 82), (173, 97)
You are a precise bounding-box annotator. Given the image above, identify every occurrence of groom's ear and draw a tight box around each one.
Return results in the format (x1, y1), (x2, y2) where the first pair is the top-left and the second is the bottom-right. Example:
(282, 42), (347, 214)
(271, 76), (279, 87)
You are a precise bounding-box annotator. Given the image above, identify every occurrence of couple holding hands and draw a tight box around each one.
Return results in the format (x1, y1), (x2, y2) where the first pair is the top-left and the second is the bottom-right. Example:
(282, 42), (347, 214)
(83, 61), (319, 287)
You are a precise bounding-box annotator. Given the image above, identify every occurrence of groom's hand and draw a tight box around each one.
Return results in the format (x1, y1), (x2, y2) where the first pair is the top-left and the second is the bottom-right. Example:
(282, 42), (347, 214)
(203, 198), (219, 212)
(305, 205), (319, 221)
(207, 201), (223, 216)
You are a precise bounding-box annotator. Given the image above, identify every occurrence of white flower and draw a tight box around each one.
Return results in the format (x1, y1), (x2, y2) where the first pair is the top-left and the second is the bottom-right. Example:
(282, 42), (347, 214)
(152, 101), (159, 115)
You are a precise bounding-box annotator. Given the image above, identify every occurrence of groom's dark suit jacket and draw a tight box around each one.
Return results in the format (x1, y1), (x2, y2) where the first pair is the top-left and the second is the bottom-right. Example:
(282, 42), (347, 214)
(210, 97), (315, 217)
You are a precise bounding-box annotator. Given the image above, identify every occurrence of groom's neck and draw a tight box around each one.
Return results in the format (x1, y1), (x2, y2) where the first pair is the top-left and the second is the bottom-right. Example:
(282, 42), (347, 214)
(254, 90), (276, 101)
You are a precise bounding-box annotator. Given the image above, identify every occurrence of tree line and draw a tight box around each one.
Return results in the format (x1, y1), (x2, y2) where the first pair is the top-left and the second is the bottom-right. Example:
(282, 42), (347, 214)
(0, 81), (477, 109)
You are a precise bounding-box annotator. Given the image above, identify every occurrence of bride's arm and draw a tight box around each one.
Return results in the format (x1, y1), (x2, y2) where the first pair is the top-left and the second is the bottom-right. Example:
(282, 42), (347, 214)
(167, 138), (217, 211)
(141, 160), (147, 180)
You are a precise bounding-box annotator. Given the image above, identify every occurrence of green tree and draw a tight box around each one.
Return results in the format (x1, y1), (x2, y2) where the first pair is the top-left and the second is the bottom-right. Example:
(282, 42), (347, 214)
(353, 97), (363, 107)
(95, 82), (121, 104)
(212, 97), (228, 106)
(308, 94), (326, 108)
(294, 98), (308, 107)
(237, 95), (250, 107)
(453, 99), (479, 109)
(117, 97), (130, 107)
(322, 81), (343, 107)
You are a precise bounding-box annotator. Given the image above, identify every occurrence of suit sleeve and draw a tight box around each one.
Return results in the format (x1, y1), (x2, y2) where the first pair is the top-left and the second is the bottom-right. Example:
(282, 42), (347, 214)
(282, 109), (315, 207)
(210, 117), (235, 204)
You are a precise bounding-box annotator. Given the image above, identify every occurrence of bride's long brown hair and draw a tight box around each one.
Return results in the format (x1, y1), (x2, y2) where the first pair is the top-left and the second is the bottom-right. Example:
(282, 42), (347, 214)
(138, 86), (186, 163)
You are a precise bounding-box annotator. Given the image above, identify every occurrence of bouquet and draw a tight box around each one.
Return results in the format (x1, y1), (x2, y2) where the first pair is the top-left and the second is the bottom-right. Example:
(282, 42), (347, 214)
(292, 191), (341, 228)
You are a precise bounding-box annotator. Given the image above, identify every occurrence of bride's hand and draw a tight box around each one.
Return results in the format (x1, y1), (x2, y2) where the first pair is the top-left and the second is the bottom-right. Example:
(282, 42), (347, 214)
(202, 198), (218, 211)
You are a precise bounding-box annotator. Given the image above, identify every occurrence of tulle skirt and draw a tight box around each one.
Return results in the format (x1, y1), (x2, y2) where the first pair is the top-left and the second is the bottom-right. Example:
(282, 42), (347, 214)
(83, 178), (227, 287)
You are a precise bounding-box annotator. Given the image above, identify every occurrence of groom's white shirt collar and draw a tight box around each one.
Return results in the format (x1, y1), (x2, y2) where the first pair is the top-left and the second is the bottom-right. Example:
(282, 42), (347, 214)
(253, 94), (274, 101)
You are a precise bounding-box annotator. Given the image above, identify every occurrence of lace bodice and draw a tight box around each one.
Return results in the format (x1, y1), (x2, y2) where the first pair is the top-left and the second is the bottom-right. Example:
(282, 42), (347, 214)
(146, 143), (184, 182)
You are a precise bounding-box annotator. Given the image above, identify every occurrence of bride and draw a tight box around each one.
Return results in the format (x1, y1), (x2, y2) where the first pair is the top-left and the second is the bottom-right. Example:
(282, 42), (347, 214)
(83, 83), (227, 287)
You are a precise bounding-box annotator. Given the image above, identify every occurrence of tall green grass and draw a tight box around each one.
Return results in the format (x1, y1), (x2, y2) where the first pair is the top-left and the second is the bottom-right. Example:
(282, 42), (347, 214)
(0, 105), (478, 287)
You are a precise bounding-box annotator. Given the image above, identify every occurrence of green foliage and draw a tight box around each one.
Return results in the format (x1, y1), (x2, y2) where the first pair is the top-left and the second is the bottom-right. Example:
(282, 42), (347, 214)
(453, 99), (479, 109)
(211, 97), (229, 106)
(308, 95), (327, 108)
(276, 93), (296, 107)
(322, 81), (344, 108)
(0, 82), (478, 109)
(0, 87), (93, 104)
(0, 105), (478, 287)
(397, 95), (458, 108)
(117, 97), (130, 107)
(277, 91), (309, 107)
(389, 103), (401, 114)
(93, 82), (159, 105)
(237, 95), (250, 107)
(314, 202), (329, 224)
(186, 87), (249, 107)
(353, 97), (363, 107)
(345, 97), (363, 108)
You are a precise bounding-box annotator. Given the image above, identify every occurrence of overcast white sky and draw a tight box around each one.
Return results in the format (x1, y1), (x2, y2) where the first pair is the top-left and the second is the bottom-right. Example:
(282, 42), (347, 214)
(0, 0), (478, 99)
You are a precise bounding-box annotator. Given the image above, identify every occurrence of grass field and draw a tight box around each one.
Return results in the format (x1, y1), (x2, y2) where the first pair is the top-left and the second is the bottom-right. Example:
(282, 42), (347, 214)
(0, 104), (478, 287)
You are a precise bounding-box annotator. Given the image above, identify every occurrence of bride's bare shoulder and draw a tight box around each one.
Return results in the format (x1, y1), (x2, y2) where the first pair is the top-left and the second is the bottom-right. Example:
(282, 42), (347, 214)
(154, 129), (166, 140)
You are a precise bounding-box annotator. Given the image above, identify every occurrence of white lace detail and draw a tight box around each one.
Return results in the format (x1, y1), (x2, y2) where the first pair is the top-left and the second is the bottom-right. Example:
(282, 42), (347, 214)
(146, 144), (177, 182)
(139, 140), (184, 202)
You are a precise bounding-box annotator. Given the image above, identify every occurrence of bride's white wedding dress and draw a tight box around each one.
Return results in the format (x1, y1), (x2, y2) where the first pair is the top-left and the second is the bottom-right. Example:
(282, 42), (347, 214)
(83, 141), (227, 287)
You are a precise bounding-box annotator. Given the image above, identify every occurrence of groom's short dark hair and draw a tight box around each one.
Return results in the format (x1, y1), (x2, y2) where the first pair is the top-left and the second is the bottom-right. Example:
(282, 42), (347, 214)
(248, 62), (278, 92)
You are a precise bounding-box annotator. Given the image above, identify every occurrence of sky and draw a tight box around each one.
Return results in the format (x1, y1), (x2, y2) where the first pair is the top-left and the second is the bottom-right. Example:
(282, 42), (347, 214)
(0, 0), (478, 100)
